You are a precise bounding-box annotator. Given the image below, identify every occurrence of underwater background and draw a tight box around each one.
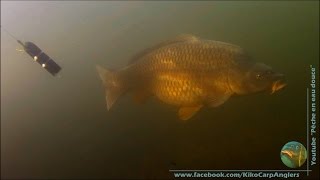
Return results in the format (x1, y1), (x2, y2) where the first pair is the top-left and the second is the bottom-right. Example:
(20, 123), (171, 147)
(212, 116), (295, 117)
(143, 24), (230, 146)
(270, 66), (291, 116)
(1, 1), (319, 179)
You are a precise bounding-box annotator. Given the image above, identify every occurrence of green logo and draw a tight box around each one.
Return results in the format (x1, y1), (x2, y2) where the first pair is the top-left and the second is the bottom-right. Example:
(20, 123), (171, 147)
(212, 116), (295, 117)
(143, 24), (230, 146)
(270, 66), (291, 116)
(280, 141), (307, 168)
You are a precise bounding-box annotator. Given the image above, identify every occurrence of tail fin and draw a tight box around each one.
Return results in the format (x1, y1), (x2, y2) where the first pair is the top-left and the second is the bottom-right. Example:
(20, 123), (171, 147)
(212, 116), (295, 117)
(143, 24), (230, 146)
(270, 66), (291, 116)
(96, 65), (127, 110)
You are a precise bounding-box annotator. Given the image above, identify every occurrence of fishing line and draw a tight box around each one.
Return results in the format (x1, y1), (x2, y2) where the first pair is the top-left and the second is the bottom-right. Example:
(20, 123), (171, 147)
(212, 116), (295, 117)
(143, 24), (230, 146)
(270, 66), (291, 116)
(1, 25), (62, 76)
(1, 25), (24, 46)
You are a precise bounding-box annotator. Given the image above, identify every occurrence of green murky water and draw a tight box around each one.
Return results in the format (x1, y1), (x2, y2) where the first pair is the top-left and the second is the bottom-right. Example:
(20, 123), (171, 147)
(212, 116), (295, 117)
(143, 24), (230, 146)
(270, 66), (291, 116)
(1, 1), (319, 179)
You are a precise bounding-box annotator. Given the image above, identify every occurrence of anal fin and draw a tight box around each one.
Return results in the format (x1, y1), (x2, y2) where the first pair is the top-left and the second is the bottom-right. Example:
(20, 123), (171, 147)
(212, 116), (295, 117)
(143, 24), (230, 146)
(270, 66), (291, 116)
(178, 105), (203, 121)
(207, 93), (232, 108)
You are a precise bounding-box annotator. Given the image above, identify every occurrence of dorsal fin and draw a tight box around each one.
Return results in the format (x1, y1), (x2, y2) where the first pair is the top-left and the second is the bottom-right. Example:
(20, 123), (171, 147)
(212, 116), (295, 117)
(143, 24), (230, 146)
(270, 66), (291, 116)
(128, 34), (199, 65)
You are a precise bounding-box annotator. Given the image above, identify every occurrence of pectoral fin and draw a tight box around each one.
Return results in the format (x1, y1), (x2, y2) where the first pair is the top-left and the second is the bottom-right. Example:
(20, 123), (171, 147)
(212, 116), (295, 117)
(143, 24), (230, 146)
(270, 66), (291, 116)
(207, 93), (231, 107)
(178, 105), (203, 120)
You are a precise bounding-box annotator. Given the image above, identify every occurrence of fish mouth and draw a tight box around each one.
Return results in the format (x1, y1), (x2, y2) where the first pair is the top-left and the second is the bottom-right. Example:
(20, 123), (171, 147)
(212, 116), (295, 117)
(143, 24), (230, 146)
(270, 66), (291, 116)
(271, 79), (287, 94)
(281, 150), (294, 158)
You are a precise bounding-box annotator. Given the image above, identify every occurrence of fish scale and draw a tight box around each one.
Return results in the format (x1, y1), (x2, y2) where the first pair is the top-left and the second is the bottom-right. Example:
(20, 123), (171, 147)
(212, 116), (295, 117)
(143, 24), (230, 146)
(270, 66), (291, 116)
(96, 34), (286, 120)
(122, 39), (242, 107)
